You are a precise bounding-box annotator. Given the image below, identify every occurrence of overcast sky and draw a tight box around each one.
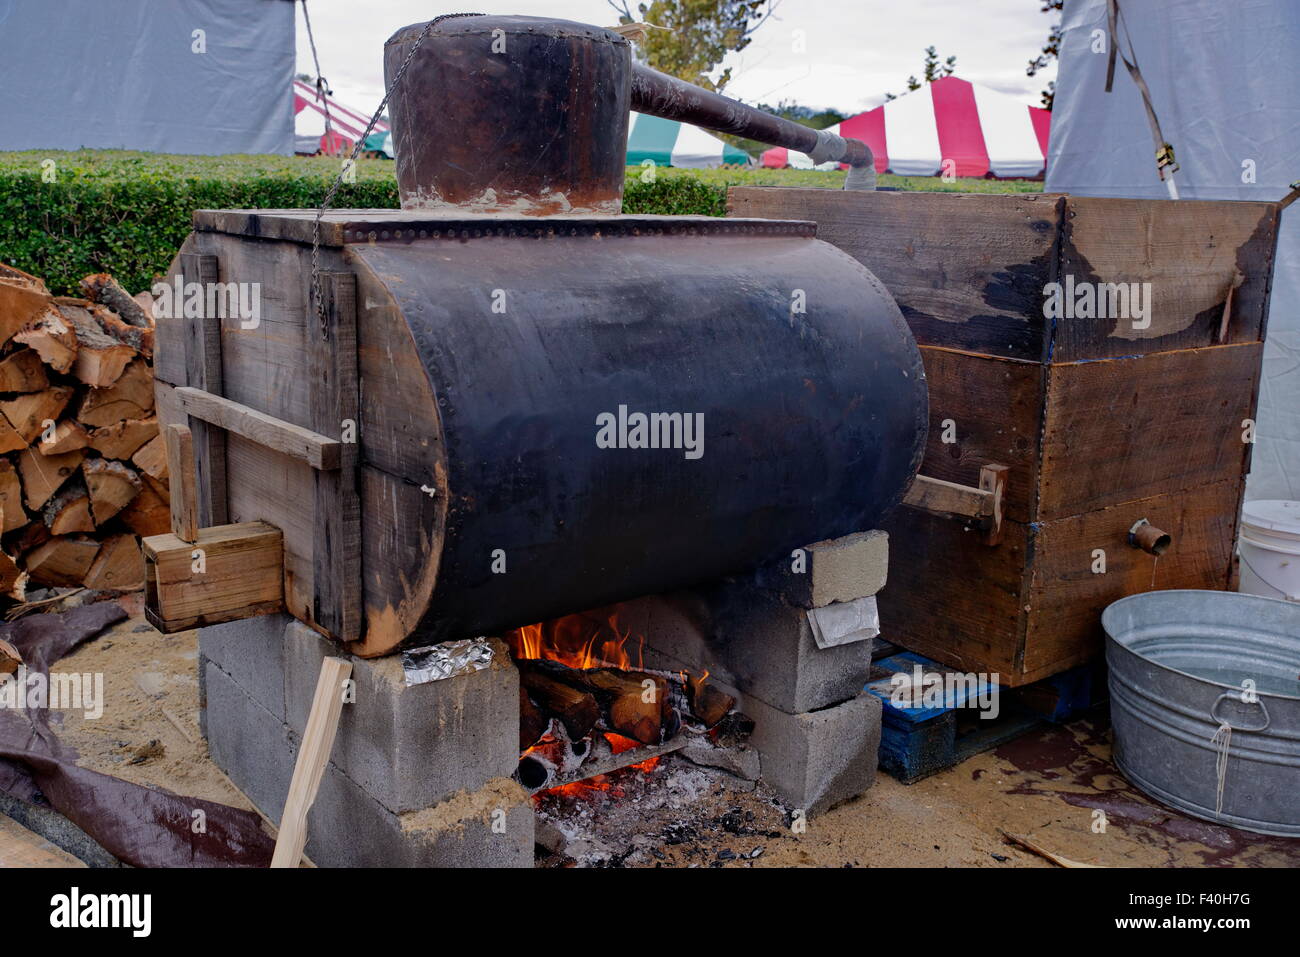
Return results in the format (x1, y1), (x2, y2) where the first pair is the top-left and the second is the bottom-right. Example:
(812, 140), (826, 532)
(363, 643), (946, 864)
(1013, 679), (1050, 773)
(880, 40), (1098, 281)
(294, 0), (1057, 123)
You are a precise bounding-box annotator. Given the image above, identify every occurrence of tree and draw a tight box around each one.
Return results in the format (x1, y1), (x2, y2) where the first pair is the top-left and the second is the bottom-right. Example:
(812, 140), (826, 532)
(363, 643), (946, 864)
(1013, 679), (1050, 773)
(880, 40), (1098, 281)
(607, 0), (778, 92)
(1026, 0), (1063, 110)
(884, 46), (957, 101)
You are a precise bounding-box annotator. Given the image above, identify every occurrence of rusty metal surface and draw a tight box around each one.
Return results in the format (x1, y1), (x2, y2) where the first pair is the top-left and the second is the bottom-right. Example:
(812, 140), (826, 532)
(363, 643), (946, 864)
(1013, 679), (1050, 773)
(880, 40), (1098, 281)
(385, 15), (631, 214)
(349, 224), (927, 642)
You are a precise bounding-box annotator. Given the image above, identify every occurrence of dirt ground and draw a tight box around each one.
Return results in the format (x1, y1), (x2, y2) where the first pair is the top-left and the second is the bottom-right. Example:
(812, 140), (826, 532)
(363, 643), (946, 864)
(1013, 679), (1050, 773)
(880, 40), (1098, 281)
(35, 607), (1300, 868)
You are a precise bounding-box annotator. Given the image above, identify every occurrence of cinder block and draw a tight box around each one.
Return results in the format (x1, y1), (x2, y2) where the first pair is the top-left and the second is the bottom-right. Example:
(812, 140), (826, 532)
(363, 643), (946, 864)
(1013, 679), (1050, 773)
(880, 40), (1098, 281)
(204, 658), (534, 867)
(203, 661), (297, 821)
(283, 622), (520, 814)
(305, 767), (534, 868)
(198, 613), (289, 722)
(197, 651), (209, 741)
(745, 692), (881, 817)
(620, 585), (873, 714)
(755, 530), (888, 608)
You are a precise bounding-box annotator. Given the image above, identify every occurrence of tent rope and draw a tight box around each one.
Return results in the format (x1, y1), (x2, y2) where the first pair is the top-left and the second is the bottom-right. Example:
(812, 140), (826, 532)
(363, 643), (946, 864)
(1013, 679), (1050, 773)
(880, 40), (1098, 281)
(1104, 0), (1179, 195)
(300, 0), (333, 146)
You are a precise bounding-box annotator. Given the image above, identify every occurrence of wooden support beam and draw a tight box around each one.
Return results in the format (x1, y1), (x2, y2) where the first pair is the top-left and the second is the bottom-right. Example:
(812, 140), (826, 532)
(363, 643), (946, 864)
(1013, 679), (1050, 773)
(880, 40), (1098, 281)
(271, 656), (352, 868)
(142, 521), (284, 633)
(164, 423), (199, 543)
(978, 463), (1009, 546)
(174, 387), (341, 470)
(179, 252), (228, 526)
(307, 273), (362, 641)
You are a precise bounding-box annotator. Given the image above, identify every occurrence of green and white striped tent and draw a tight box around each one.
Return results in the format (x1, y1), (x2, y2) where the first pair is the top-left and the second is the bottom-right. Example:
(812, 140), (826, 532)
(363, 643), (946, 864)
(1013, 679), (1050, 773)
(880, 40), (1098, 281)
(626, 112), (751, 168)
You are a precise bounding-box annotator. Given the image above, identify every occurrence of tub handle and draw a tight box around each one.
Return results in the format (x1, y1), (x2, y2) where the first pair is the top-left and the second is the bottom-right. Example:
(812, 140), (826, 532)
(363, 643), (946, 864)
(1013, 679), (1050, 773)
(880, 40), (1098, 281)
(1210, 691), (1271, 732)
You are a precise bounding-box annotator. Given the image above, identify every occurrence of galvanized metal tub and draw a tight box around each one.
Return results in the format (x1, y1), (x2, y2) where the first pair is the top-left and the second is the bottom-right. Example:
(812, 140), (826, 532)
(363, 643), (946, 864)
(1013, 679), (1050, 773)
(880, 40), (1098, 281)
(1103, 589), (1300, 836)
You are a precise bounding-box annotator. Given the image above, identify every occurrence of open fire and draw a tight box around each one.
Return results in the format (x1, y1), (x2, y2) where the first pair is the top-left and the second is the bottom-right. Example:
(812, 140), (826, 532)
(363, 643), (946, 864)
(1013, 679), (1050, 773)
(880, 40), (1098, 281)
(506, 612), (735, 794)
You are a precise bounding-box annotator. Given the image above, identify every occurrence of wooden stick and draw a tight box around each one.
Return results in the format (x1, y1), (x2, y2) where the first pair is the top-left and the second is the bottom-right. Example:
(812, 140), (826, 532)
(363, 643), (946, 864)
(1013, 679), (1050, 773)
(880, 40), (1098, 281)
(164, 423), (199, 542)
(175, 386), (341, 470)
(999, 830), (1102, 868)
(271, 656), (352, 868)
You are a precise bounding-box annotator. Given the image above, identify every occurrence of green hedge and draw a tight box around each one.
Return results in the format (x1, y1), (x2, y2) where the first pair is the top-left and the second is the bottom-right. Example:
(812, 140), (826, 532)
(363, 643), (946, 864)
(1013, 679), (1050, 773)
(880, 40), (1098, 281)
(0, 150), (1040, 296)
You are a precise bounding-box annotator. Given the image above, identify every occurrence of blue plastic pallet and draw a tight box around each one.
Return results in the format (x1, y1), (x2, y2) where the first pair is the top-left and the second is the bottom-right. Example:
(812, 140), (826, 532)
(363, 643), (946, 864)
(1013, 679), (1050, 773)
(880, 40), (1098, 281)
(865, 652), (1104, 784)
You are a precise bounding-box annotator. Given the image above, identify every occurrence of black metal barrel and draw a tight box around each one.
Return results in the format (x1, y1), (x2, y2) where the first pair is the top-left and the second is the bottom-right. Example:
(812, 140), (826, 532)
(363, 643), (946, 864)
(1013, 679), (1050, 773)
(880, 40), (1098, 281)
(347, 216), (928, 644)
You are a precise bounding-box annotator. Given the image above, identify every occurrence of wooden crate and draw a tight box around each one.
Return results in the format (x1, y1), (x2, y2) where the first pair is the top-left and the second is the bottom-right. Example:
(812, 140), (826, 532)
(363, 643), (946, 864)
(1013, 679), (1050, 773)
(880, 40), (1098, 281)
(729, 187), (1279, 685)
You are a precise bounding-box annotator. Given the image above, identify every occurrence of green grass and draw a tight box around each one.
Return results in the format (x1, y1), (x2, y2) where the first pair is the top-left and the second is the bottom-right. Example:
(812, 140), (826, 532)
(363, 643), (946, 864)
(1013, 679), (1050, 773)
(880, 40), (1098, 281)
(0, 150), (1042, 295)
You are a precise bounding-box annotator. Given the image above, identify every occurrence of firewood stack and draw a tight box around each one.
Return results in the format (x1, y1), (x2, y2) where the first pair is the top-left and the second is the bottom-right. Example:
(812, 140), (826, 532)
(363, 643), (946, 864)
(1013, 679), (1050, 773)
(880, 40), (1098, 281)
(0, 262), (167, 603)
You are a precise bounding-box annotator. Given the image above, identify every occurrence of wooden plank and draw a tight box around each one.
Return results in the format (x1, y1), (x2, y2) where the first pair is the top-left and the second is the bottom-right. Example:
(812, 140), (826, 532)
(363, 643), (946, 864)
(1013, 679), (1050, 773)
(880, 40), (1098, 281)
(916, 346), (1043, 523)
(179, 251), (228, 526)
(902, 474), (989, 519)
(1022, 480), (1240, 681)
(271, 656), (352, 868)
(142, 521), (284, 633)
(876, 505), (1028, 681)
(174, 387), (341, 470)
(726, 187), (1063, 361)
(307, 273), (362, 642)
(164, 423), (199, 542)
(1054, 196), (1278, 360)
(1039, 343), (1262, 519)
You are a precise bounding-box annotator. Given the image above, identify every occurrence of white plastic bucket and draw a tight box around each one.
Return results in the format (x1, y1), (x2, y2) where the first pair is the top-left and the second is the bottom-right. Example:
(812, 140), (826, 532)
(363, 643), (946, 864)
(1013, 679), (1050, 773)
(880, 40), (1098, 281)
(1239, 500), (1300, 602)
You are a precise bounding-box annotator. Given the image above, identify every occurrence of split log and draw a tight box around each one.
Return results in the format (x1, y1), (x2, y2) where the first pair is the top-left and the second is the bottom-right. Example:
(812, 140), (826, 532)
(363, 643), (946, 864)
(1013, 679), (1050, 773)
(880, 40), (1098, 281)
(0, 278), (56, 343)
(0, 386), (76, 444)
(131, 434), (168, 488)
(59, 301), (136, 387)
(0, 350), (50, 393)
(24, 535), (99, 587)
(82, 533), (144, 591)
(83, 458), (142, 525)
(13, 307), (77, 373)
(0, 417), (25, 454)
(38, 420), (90, 456)
(517, 662), (600, 741)
(116, 476), (172, 537)
(79, 273), (151, 328)
(0, 637), (20, 675)
(0, 262), (46, 289)
(0, 460), (25, 533)
(43, 480), (94, 535)
(76, 358), (154, 426)
(685, 672), (736, 729)
(86, 415), (158, 460)
(520, 687), (549, 750)
(90, 302), (153, 359)
(17, 446), (85, 511)
(8, 521), (50, 558)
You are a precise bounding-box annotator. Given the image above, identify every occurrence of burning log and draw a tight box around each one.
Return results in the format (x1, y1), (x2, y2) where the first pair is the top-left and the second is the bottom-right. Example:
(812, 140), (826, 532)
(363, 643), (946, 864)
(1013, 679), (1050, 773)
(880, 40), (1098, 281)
(518, 663), (599, 741)
(519, 686), (549, 750)
(685, 671), (736, 729)
(517, 720), (591, 790)
(518, 657), (671, 746)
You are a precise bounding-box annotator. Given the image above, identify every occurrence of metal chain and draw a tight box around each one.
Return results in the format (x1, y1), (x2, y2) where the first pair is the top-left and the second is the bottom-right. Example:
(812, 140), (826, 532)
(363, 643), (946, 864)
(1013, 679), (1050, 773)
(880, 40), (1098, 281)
(310, 13), (485, 339)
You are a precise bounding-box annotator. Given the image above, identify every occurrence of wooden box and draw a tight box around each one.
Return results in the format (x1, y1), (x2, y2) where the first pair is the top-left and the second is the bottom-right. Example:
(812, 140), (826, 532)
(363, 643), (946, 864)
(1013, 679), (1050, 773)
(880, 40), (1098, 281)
(729, 188), (1279, 685)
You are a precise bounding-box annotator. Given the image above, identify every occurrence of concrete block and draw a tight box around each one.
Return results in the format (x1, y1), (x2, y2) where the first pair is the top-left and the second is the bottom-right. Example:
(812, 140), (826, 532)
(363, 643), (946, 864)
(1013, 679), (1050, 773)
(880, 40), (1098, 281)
(620, 585), (873, 714)
(198, 613), (288, 722)
(305, 767), (534, 867)
(203, 661), (297, 821)
(283, 621), (520, 814)
(756, 529), (889, 608)
(745, 692), (881, 817)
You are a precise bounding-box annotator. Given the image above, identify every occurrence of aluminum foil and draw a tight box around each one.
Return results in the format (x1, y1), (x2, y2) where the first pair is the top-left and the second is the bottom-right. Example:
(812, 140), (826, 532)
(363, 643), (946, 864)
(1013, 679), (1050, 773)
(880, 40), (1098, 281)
(402, 637), (493, 686)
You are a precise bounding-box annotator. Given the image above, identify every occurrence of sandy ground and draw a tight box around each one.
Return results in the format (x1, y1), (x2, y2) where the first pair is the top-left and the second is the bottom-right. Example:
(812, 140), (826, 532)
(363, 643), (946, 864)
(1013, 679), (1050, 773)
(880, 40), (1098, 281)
(35, 607), (1300, 868)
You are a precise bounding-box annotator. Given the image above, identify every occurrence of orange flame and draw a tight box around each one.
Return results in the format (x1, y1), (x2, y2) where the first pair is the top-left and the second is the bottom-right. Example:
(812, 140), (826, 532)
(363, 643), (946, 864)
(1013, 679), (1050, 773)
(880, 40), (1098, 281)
(507, 612), (644, 670)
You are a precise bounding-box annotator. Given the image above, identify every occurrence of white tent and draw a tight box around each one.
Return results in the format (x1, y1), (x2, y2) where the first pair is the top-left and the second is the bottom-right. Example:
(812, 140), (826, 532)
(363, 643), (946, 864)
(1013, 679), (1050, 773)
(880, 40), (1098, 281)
(1048, 0), (1300, 500)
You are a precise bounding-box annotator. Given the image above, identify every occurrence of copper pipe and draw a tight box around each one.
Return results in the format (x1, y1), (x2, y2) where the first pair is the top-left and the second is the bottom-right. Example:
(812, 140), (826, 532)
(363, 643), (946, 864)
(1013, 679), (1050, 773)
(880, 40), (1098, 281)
(1129, 519), (1172, 556)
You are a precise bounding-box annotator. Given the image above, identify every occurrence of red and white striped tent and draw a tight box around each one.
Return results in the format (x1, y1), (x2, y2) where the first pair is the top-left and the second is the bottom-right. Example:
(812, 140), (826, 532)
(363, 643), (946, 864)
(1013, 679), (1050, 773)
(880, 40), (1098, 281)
(293, 79), (389, 155)
(762, 76), (1050, 178)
